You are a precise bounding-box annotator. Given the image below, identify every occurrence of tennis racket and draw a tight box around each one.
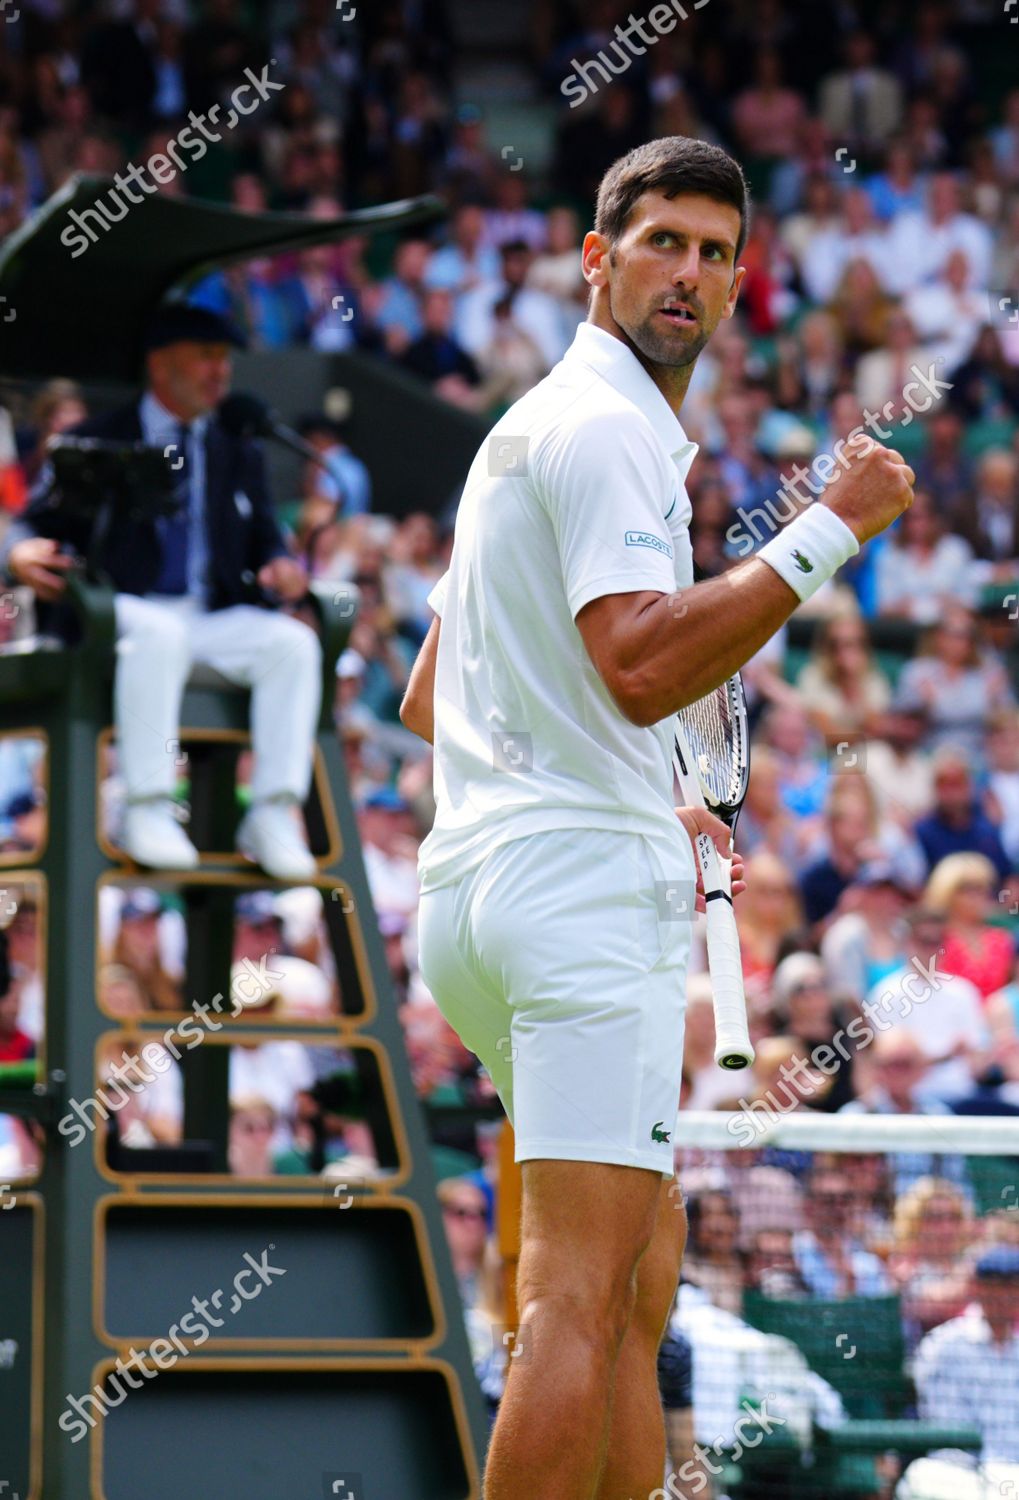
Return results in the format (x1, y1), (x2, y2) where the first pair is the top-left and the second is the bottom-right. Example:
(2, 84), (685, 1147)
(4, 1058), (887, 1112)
(673, 673), (754, 1070)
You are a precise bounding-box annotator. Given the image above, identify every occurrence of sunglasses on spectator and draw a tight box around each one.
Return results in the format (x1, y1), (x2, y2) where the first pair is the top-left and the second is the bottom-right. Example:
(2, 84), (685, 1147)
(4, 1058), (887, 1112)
(442, 1203), (486, 1222)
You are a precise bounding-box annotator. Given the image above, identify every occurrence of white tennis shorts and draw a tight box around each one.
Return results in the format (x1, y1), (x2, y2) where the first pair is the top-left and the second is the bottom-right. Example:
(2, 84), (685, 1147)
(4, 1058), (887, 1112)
(417, 825), (693, 1176)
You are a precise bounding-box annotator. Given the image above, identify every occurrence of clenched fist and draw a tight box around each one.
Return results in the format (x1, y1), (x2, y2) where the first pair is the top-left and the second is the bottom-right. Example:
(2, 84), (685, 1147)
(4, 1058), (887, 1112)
(822, 439), (915, 547)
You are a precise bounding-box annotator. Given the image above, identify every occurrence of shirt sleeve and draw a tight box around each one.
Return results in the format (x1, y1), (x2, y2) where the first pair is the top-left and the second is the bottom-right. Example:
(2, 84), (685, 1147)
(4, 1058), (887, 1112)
(427, 570), (448, 618)
(536, 410), (679, 619)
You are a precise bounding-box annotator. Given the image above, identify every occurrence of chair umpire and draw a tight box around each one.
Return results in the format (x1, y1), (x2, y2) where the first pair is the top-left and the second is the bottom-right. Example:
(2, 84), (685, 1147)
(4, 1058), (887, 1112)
(1, 304), (322, 878)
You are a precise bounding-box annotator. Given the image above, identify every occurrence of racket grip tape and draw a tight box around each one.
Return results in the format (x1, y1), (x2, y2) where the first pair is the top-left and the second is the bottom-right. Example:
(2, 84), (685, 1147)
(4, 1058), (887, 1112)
(697, 837), (755, 1070)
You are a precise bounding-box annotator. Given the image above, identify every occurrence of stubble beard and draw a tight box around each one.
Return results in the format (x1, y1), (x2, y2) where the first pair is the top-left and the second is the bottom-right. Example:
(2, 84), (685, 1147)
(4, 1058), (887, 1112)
(612, 295), (712, 373)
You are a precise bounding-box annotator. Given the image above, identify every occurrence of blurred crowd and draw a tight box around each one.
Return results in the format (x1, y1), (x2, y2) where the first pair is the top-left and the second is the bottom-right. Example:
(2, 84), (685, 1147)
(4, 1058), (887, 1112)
(451, 1141), (1019, 1486)
(1, 0), (1019, 1482)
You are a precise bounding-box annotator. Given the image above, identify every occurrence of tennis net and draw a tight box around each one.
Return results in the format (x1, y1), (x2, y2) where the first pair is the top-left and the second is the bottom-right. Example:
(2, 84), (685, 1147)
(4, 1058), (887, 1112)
(655, 1110), (1019, 1500)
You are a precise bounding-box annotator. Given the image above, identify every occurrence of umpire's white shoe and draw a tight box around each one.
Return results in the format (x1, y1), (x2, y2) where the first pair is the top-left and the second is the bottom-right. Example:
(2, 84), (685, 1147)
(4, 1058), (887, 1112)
(236, 797), (317, 880)
(121, 798), (200, 870)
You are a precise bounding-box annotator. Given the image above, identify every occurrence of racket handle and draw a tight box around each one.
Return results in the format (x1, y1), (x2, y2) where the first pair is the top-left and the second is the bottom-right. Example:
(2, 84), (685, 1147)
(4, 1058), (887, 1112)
(696, 835), (755, 1071)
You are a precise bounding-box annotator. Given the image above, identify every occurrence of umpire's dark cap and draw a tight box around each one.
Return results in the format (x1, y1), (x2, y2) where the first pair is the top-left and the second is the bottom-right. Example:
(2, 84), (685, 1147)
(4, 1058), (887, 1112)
(143, 304), (247, 352)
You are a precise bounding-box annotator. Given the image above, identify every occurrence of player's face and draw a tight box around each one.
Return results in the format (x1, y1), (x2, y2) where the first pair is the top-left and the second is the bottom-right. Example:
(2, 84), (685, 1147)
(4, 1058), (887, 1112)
(587, 191), (743, 371)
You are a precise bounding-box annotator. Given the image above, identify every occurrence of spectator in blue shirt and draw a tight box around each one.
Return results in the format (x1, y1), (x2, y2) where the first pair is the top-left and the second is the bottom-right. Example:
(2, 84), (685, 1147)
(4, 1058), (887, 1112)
(424, 203), (501, 299)
(912, 1247), (1019, 1467)
(914, 747), (1011, 883)
(296, 416), (372, 518)
(374, 238), (433, 351)
(792, 1165), (893, 1298)
(865, 138), (926, 222)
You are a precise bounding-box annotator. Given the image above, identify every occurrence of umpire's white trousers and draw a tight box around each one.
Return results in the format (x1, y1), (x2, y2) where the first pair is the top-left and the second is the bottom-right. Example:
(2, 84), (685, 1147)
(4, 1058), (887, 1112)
(113, 595), (322, 804)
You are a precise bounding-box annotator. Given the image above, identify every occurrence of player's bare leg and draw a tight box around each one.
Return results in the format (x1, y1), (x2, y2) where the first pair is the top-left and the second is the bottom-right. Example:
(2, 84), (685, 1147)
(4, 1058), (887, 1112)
(594, 1173), (687, 1500)
(483, 1158), (662, 1500)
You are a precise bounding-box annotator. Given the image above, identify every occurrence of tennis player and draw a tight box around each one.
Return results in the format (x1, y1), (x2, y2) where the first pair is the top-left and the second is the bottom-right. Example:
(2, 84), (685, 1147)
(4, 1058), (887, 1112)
(401, 137), (915, 1499)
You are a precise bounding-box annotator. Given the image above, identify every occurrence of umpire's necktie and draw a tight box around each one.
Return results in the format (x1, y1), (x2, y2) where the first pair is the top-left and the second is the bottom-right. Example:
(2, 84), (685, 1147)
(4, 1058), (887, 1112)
(154, 421), (191, 595)
(185, 419), (209, 600)
(850, 75), (869, 144)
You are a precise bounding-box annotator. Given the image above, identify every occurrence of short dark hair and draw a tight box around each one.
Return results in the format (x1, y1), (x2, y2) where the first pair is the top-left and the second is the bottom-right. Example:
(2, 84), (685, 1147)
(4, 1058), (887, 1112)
(594, 136), (750, 259)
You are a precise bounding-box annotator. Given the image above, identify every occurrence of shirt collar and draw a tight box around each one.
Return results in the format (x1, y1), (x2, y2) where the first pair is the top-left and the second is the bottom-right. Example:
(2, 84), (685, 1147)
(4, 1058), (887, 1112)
(564, 321), (699, 482)
(961, 1304), (1017, 1348)
(140, 389), (210, 440)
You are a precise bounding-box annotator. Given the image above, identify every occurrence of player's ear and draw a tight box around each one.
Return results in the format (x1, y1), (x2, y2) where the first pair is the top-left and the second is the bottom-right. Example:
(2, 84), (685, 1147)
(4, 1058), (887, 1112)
(582, 231), (611, 289)
(721, 264), (746, 321)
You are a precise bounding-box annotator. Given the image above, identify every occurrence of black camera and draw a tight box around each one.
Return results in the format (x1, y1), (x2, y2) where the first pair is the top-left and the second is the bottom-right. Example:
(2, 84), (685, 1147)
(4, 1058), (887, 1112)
(44, 437), (181, 525)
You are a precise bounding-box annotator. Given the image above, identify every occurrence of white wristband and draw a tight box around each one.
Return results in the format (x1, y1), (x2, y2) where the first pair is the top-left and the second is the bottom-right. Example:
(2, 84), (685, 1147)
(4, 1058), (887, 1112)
(757, 504), (860, 602)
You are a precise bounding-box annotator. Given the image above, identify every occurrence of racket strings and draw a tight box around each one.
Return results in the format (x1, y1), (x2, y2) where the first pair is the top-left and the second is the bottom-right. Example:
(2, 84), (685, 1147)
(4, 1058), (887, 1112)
(675, 680), (749, 812)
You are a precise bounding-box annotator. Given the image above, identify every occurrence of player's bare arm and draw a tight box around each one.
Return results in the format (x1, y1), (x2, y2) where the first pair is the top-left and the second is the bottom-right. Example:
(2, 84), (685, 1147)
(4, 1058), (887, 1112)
(578, 442), (915, 726)
(399, 611), (440, 743)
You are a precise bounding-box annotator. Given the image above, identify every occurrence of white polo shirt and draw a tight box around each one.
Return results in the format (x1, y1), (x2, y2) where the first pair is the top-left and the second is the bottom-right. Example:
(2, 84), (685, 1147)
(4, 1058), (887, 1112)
(419, 320), (699, 895)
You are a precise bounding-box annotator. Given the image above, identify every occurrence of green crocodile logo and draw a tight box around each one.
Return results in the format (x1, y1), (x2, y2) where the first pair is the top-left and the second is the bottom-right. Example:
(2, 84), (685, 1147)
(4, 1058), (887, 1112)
(651, 1121), (671, 1144)
(791, 549), (814, 574)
